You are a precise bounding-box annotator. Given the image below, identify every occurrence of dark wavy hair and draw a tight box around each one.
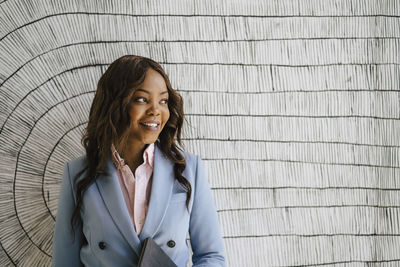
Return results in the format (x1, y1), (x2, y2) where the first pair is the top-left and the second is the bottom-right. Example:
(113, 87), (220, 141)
(70, 55), (191, 229)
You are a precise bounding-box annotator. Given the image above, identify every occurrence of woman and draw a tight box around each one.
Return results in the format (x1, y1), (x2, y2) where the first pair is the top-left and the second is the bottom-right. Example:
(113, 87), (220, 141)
(52, 55), (226, 267)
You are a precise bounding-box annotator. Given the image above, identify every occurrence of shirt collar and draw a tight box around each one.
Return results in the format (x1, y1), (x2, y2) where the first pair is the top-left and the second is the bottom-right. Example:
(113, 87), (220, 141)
(110, 143), (155, 169)
(143, 143), (155, 168)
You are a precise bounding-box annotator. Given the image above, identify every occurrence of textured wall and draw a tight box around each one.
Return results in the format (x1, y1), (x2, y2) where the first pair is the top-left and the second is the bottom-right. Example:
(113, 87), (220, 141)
(0, 0), (399, 266)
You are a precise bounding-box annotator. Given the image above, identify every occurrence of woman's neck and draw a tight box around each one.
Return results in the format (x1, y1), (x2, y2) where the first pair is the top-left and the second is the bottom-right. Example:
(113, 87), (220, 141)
(120, 140), (147, 172)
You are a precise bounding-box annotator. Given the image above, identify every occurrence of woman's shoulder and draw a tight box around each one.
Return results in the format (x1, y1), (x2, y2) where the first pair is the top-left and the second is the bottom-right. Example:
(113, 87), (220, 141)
(181, 150), (199, 164)
(179, 150), (206, 179)
(66, 154), (87, 171)
(156, 142), (199, 166)
(63, 155), (88, 183)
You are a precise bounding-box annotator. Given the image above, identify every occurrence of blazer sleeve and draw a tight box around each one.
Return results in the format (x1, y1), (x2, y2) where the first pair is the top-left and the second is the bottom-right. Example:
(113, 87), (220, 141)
(189, 155), (226, 267)
(52, 162), (84, 267)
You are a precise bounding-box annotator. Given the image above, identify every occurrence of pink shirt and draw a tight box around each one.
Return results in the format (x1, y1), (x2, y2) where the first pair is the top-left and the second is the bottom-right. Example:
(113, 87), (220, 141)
(110, 143), (154, 235)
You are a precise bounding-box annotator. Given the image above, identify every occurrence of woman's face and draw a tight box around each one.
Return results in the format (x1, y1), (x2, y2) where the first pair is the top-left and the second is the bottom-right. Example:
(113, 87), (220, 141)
(127, 68), (170, 146)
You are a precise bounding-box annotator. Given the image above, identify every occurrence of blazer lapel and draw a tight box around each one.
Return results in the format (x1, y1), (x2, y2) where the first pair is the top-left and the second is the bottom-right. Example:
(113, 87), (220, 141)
(139, 144), (174, 240)
(94, 144), (175, 252)
(95, 153), (141, 256)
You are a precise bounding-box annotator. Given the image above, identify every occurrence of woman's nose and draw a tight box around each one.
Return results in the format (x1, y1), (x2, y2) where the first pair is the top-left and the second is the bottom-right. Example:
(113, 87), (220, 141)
(146, 101), (160, 116)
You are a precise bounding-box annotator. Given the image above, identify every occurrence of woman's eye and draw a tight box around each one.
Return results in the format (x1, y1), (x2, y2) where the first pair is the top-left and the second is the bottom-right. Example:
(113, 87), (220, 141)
(161, 99), (169, 104)
(135, 97), (146, 103)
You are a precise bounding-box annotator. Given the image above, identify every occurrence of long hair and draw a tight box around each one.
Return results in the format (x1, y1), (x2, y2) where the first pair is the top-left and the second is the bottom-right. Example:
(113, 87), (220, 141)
(70, 55), (191, 229)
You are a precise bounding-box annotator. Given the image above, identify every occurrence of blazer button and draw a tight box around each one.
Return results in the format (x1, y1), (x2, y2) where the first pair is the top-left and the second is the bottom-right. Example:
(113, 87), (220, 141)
(167, 240), (175, 248)
(98, 242), (106, 250)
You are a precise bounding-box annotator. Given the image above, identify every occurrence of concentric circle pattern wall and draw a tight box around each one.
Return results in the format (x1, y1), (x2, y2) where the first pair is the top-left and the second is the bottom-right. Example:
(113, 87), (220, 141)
(1, 0), (400, 266)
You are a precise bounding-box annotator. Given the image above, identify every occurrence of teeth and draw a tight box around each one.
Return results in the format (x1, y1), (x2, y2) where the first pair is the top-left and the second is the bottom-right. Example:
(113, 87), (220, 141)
(142, 123), (158, 127)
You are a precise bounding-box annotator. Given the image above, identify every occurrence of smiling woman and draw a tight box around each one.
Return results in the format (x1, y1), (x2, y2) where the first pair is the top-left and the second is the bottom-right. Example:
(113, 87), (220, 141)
(124, 69), (171, 170)
(51, 55), (226, 267)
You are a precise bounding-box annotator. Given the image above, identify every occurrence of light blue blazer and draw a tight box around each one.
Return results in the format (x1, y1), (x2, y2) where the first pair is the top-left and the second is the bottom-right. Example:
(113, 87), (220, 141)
(52, 144), (226, 267)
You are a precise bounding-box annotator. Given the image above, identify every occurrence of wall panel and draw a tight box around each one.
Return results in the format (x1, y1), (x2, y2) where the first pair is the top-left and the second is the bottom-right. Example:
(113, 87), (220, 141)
(0, 0), (398, 266)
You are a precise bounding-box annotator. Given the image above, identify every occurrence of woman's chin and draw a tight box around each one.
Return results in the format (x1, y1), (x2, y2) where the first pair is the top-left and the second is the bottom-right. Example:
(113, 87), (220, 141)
(139, 135), (159, 145)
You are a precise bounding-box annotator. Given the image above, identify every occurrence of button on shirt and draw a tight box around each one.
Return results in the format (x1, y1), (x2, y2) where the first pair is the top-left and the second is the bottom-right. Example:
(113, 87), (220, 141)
(110, 143), (154, 235)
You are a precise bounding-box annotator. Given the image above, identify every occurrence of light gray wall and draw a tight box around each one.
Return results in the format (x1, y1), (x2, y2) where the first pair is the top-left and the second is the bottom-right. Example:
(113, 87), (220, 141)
(0, 0), (399, 266)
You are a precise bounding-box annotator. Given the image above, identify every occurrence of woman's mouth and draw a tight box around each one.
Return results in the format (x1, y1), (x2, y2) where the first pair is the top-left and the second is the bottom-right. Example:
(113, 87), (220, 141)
(139, 122), (160, 131)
